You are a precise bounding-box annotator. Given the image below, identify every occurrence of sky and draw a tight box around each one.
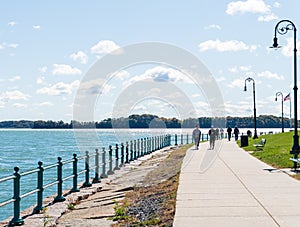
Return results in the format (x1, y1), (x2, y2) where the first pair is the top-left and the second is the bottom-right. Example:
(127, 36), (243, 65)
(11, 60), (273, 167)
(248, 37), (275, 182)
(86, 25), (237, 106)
(0, 0), (300, 122)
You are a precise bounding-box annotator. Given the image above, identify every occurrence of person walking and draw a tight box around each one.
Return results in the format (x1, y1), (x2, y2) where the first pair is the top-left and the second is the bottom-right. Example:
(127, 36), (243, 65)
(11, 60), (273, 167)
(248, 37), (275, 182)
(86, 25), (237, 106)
(227, 126), (232, 141)
(192, 124), (201, 150)
(234, 126), (239, 141)
(208, 126), (216, 149)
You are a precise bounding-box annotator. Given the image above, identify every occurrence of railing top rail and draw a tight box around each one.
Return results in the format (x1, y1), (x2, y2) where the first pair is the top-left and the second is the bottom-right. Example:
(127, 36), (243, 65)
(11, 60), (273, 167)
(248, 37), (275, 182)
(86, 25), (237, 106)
(0, 175), (15, 183)
(20, 168), (39, 177)
(43, 163), (59, 170)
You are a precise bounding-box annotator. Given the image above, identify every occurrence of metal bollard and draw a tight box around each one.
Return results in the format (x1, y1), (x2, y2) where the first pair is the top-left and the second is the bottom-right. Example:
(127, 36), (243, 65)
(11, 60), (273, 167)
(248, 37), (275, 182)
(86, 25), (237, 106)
(141, 139), (144, 156)
(114, 144), (120, 170)
(137, 139), (140, 158)
(107, 145), (114, 175)
(125, 142), (129, 163)
(83, 151), (92, 187)
(9, 167), (24, 226)
(120, 143), (124, 166)
(93, 149), (101, 183)
(34, 161), (44, 213)
(130, 141), (134, 161)
(134, 140), (137, 160)
(101, 148), (108, 178)
(54, 157), (66, 202)
(71, 154), (80, 192)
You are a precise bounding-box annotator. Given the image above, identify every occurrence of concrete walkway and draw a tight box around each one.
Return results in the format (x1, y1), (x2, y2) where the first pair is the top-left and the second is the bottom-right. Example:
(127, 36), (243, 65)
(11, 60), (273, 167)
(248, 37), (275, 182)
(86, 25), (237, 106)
(174, 139), (300, 227)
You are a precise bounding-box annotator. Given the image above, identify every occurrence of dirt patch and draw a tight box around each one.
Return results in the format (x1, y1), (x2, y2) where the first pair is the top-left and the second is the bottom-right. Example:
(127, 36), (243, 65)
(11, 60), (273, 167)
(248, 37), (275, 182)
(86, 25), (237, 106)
(111, 144), (190, 227)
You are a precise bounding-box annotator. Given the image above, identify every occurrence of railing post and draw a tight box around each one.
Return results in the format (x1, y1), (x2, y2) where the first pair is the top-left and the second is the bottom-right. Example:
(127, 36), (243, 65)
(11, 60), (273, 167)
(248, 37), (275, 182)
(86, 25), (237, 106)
(175, 134), (178, 145)
(148, 137), (150, 153)
(186, 134), (189, 144)
(133, 140), (137, 160)
(54, 157), (66, 202)
(125, 142), (129, 163)
(83, 151), (92, 187)
(130, 141), (134, 161)
(101, 148), (108, 178)
(144, 138), (147, 155)
(107, 145), (114, 175)
(71, 154), (80, 192)
(34, 161), (44, 213)
(137, 139), (140, 158)
(120, 143), (124, 166)
(114, 144), (120, 170)
(93, 149), (101, 183)
(9, 167), (24, 226)
(141, 139), (144, 156)
(181, 134), (183, 144)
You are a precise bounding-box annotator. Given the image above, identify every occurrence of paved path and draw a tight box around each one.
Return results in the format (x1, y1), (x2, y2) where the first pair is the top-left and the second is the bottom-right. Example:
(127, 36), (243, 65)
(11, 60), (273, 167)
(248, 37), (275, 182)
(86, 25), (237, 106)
(174, 139), (300, 227)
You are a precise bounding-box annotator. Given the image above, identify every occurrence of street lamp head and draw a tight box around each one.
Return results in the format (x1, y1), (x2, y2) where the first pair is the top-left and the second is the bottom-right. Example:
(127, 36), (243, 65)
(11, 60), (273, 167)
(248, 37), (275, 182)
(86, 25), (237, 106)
(270, 37), (281, 49)
(275, 97), (277, 101)
(273, 37), (278, 48)
(244, 85), (247, 91)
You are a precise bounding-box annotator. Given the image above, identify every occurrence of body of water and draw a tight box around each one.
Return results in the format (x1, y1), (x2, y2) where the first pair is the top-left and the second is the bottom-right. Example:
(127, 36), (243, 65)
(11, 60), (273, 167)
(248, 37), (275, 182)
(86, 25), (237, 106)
(0, 127), (289, 221)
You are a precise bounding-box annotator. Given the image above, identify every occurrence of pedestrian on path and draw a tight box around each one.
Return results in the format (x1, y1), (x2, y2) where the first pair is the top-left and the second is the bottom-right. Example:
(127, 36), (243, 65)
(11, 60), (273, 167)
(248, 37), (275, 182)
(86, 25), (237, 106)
(227, 126), (232, 141)
(208, 126), (215, 149)
(234, 126), (239, 141)
(192, 124), (201, 150)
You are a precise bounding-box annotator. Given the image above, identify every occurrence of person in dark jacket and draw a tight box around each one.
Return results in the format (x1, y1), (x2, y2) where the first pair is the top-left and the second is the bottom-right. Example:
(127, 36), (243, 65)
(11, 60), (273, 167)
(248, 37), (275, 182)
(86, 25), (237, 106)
(227, 126), (232, 141)
(234, 126), (239, 141)
(192, 124), (201, 150)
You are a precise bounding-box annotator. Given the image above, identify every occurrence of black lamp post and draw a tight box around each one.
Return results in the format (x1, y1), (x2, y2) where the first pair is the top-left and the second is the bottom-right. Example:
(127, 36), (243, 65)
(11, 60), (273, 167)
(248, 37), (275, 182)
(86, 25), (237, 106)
(244, 77), (258, 139)
(271, 20), (299, 166)
(275, 91), (284, 133)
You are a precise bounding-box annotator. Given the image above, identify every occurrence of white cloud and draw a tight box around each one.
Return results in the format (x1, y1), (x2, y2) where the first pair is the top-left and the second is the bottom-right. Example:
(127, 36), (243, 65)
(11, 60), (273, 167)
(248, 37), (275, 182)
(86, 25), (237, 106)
(226, 0), (270, 15)
(70, 51), (88, 64)
(228, 78), (245, 88)
(8, 43), (18, 48)
(229, 65), (252, 73)
(125, 66), (192, 87)
(0, 90), (30, 101)
(204, 24), (221, 30)
(38, 66), (48, 73)
(36, 76), (45, 84)
(240, 65), (252, 71)
(257, 70), (284, 80)
(52, 64), (81, 75)
(37, 80), (80, 96)
(199, 39), (257, 52)
(13, 103), (27, 108)
(273, 2), (280, 8)
(90, 40), (121, 54)
(78, 78), (113, 96)
(111, 70), (131, 80)
(0, 44), (4, 49)
(8, 75), (21, 82)
(8, 21), (17, 26)
(257, 13), (278, 22)
(38, 102), (54, 106)
(216, 76), (226, 82)
(33, 25), (41, 30)
(281, 38), (300, 58)
(228, 67), (238, 73)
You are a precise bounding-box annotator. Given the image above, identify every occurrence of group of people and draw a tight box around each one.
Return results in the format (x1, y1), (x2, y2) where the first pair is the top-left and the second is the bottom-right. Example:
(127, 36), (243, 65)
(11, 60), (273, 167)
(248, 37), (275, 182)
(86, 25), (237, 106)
(192, 124), (240, 150)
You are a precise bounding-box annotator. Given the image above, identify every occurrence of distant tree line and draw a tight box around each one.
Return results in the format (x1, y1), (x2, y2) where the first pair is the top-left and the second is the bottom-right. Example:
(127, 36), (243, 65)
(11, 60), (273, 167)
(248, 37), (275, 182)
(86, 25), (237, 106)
(0, 114), (292, 129)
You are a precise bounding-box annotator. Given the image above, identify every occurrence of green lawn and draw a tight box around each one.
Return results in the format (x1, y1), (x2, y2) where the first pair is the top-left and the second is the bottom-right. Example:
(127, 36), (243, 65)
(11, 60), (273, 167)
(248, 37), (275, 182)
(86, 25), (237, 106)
(239, 131), (297, 168)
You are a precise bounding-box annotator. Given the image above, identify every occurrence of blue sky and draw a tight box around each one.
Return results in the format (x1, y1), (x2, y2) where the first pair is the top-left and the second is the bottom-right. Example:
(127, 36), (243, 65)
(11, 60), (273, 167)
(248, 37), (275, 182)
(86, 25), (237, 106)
(0, 0), (300, 122)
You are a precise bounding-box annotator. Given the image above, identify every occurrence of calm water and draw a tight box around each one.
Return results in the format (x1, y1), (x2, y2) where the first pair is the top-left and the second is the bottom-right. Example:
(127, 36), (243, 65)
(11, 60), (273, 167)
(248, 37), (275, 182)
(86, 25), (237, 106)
(0, 127), (288, 221)
(0, 128), (190, 221)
